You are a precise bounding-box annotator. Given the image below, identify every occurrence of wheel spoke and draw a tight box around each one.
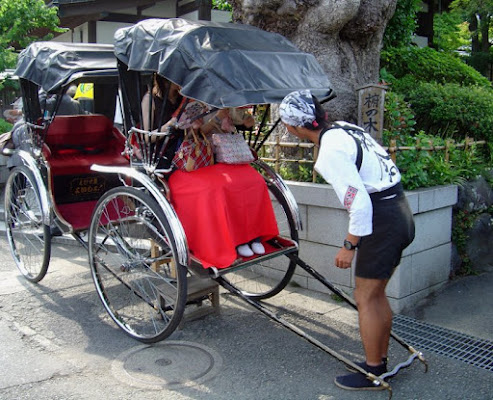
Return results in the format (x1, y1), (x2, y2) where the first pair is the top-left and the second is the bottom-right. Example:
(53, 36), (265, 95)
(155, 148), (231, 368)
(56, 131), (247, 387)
(5, 166), (50, 283)
(89, 187), (186, 343)
(220, 177), (298, 299)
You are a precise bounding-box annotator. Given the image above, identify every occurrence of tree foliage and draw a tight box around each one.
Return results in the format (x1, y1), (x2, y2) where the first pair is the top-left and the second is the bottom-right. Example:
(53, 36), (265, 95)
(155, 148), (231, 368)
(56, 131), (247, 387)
(450, 0), (493, 76)
(382, 0), (421, 49)
(381, 46), (492, 142)
(212, 0), (232, 11)
(0, 0), (64, 71)
(407, 82), (493, 141)
(381, 46), (491, 87)
(433, 10), (470, 52)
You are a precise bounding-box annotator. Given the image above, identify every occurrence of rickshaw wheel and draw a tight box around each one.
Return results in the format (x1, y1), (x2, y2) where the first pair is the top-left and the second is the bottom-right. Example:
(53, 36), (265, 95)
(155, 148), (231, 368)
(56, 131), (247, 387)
(88, 186), (187, 343)
(5, 166), (51, 283)
(221, 182), (298, 300)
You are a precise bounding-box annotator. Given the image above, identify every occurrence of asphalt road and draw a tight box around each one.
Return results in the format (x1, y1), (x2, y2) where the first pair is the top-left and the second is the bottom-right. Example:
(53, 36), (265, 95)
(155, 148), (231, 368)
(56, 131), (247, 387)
(0, 235), (492, 400)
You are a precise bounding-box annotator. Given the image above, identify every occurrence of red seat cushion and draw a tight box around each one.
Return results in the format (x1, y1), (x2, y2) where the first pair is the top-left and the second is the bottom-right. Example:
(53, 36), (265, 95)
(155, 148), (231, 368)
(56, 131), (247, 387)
(43, 115), (130, 230)
(47, 152), (128, 175)
(44, 114), (129, 175)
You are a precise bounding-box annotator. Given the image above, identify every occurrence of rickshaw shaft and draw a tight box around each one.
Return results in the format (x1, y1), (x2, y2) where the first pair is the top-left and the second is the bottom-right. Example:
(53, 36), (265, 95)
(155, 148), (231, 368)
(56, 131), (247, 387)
(215, 276), (392, 396)
(288, 253), (428, 370)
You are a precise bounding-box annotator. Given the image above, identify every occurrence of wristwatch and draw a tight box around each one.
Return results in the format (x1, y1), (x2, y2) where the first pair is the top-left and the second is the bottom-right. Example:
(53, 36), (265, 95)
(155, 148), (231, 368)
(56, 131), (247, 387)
(343, 239), (358, 250)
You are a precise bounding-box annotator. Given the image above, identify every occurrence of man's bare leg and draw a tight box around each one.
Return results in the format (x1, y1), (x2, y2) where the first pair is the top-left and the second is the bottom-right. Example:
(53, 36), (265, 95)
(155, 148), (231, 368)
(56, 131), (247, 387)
(354, 277), (391, 366)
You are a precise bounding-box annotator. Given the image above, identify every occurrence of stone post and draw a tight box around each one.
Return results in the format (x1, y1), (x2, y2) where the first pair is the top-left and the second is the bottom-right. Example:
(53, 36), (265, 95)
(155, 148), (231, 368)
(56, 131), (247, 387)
(357, 84), (386, 144)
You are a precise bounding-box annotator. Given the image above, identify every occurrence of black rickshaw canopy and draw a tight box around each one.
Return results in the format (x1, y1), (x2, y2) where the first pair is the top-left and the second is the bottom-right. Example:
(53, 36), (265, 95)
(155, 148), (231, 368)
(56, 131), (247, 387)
(114, 18), (334, 108)
(15, 42), (117, 93)
(15, 42), (120, 123)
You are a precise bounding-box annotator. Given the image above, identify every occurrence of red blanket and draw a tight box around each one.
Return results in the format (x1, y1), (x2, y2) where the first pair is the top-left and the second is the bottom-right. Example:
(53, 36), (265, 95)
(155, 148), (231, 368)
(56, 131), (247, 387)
(168, 163), (279, 268)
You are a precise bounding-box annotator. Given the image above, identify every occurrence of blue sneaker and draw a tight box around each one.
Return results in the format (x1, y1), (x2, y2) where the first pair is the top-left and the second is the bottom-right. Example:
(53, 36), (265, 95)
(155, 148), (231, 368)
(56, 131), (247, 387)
(335, 362), (387, 391)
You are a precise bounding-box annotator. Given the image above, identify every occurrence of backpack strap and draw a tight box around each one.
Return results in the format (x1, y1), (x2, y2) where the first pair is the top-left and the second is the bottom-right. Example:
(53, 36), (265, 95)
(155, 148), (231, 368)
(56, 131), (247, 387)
(319, 124), (363, 172)
(350, 133), (363, 172)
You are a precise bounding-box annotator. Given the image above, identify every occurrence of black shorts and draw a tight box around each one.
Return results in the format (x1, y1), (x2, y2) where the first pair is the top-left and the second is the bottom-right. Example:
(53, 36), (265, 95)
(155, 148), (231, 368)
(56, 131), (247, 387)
(355, 184), (415, 280)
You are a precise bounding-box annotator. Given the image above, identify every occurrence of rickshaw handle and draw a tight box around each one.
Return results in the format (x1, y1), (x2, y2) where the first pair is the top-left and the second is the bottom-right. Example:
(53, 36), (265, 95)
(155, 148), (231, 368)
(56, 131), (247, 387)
(288, 253), (428, 371)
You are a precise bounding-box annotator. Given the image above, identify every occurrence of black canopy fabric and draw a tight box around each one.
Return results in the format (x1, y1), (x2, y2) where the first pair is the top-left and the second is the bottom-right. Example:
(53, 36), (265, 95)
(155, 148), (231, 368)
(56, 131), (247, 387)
(114, 18), (334, 107)
(15, 42), (117, 93)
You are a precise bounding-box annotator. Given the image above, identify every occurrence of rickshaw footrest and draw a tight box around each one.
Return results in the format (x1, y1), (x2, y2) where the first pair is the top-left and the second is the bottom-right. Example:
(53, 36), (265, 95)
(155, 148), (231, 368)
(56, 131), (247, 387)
(179, 276), (220, 327)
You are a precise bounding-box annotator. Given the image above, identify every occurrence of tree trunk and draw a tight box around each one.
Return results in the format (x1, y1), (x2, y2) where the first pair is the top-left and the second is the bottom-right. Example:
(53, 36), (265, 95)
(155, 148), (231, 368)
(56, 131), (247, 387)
(230, 0), (397, 122)
(469, 15), (480, 53)
(479, 13), (490, 54)
(469, 13), (491, 77)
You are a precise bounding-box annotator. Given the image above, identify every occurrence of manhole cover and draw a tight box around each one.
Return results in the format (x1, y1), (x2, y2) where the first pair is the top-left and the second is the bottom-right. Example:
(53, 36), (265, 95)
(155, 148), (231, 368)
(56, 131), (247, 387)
(112, 341), (223, 389)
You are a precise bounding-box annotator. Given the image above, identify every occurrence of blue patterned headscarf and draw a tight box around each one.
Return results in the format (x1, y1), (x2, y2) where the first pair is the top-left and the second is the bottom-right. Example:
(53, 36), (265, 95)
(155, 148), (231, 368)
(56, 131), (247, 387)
(279, 90), (316, 127)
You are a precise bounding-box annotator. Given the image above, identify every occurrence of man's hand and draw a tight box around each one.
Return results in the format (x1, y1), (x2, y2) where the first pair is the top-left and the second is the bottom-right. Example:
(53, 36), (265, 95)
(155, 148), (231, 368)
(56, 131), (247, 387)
(335, 234), (359, 269)
(335, 247), (355, 269)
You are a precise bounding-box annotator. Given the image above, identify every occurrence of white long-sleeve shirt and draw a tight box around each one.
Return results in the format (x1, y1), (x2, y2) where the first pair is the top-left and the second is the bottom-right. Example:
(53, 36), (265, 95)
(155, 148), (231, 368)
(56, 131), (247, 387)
(314, 121), (401, 236)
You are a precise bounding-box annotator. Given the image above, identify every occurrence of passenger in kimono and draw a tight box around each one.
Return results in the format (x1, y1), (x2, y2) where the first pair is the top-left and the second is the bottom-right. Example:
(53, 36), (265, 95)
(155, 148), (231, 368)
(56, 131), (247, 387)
(167, 100), (279, 268)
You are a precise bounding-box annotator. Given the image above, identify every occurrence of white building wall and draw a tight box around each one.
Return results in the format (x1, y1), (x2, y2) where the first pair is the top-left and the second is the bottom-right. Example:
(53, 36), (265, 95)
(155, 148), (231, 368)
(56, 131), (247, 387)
(52, 23), (89, 43)
(96, 21), (133, 44)
(52, 30), (72, 42)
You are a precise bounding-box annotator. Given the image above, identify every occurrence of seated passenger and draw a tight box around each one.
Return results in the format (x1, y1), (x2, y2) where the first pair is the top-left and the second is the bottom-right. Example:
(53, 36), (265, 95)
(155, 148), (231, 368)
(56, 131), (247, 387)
(141, 74), (182, 132)
(138, 75), (183, 169)
(230, 107), (255, 130)
(201, 107), (265, 256)
(167, 101), (279, 268)
(46, 86), (85, 116)
(200, 107), (254, 135)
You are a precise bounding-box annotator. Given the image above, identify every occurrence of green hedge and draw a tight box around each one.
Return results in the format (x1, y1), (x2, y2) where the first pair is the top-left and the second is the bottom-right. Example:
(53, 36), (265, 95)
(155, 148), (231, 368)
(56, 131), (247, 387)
(0, 119), (13, 133)
(381, 47), (491, 88)
(406, 82), (493, 141)
(395, 132), (489, 190)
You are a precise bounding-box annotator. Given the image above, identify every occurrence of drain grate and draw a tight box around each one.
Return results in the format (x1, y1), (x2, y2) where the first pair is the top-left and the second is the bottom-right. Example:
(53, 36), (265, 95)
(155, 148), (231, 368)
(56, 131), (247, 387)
(393, 314), (493, 372)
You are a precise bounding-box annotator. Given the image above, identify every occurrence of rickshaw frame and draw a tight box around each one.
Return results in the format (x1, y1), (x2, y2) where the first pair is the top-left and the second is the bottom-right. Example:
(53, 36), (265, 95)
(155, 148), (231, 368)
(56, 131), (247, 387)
(7, 30), (311, 342)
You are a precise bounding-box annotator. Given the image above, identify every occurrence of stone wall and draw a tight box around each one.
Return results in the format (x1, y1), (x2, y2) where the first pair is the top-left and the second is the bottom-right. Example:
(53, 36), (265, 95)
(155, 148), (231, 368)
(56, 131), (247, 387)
(273, 182), (458, 313)
(454, 175), (493, 273)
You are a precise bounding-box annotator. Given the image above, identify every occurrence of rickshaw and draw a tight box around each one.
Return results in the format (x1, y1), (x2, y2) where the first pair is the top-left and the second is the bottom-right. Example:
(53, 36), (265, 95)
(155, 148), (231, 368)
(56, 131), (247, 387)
(5, 19), (426, 397)
(5, 41), (127, 283)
